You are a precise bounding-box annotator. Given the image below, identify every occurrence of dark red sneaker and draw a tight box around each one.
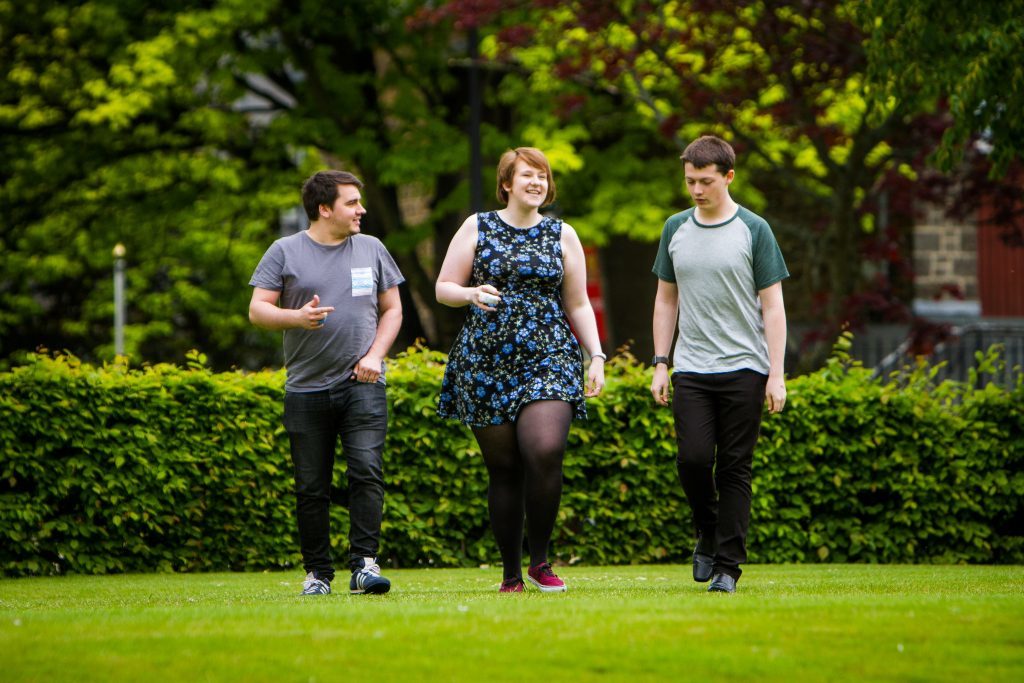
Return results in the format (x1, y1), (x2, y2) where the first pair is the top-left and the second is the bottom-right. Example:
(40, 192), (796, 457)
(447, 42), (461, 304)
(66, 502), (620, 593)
(527, 562), (567, 593)
(499, 577), (525, 593)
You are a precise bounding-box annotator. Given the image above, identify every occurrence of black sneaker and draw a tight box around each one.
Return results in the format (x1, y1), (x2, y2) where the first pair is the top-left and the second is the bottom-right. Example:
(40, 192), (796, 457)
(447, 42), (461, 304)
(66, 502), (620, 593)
(708, 573), (737, 593)
(350, 557), (391, 595)
(693, 531), (715, 583)
(692, 542), (714, 583)
(300, 572), (331, 596)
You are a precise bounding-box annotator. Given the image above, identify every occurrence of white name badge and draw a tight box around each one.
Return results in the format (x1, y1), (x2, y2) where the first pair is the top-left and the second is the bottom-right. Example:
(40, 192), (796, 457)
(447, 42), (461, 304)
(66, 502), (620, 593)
(351, 267), (374, 297)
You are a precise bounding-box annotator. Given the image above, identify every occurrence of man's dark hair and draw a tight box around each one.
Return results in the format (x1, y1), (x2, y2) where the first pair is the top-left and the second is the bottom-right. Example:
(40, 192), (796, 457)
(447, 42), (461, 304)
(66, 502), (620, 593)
(680, 136), (736, 175)
(301, 170), (364, 221)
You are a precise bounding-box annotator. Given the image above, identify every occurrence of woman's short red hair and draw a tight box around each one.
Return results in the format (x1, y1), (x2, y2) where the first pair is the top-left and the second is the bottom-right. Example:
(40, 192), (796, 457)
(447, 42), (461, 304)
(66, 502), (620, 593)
(496, 147), (556, 207)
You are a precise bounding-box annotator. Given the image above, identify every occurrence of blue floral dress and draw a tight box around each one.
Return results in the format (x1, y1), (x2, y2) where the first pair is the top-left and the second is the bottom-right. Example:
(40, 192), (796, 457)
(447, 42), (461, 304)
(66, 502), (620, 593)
(437, 211), (586, 427)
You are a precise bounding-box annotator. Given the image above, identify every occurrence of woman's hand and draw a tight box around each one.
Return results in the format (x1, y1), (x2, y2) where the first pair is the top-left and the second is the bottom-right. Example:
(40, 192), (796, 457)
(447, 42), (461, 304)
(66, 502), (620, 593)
(585, 356), (605, 397)
(470, 285), (502, 312)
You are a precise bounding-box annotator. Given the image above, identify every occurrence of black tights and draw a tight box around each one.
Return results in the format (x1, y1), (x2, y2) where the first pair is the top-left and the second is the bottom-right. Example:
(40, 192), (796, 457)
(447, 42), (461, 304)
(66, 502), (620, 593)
(472, 400), (573, 581)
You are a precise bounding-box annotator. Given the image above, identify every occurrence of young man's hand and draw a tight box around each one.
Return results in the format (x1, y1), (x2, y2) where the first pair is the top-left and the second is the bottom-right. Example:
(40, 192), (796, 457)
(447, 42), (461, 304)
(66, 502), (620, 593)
(651, 366), (671, 406)
(765, 376), (786, 413)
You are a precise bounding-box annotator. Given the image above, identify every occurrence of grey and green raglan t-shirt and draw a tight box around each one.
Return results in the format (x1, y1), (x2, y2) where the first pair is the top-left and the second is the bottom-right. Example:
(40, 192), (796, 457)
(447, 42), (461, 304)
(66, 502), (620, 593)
(249, 231), (404, 392)
(652, 206), (788, 375)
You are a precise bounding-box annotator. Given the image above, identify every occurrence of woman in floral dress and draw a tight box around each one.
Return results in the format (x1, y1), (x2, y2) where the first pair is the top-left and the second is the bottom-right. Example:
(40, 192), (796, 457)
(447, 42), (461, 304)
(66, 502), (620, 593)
(436, 147), (606, 593)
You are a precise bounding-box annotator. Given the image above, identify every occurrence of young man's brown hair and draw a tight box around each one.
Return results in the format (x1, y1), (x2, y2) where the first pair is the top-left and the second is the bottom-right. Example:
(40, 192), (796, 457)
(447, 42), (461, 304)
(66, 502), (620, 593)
(680, 136), (736, 175)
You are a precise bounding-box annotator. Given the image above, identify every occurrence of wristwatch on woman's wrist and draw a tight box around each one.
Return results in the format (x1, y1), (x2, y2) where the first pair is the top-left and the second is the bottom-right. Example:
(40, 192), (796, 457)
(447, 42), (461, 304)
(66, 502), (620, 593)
(651, 355), (670, 367)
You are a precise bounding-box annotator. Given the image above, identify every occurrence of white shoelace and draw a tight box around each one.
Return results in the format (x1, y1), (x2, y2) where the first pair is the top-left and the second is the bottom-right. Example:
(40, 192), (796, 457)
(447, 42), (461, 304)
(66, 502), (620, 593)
(303, 573), (328, 592)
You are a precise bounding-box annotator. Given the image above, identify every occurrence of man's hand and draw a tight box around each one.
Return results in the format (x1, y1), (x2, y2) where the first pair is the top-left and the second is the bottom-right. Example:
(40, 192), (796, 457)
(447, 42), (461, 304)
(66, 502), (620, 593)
(765, 375), (786, 413)
(299, 294), (335, 330)
(651, 365), (671, 406)
(352, 354), (383, 383)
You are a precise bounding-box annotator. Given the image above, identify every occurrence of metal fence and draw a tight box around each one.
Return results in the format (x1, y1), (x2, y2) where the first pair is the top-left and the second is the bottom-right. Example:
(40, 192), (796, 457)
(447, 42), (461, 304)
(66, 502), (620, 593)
(872, 321), (1024, 387)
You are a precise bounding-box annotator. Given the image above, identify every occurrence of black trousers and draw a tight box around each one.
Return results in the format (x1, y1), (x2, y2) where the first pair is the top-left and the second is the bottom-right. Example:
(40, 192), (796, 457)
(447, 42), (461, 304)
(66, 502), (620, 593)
(282, 381), (388, 583)
(671, 370), (767, 580)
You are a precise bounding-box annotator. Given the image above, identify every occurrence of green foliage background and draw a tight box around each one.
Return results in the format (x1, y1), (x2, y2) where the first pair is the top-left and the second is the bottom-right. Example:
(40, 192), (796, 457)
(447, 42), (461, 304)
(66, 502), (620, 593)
(4, 0), (1023, 372)
(2, 342), (1021, 576)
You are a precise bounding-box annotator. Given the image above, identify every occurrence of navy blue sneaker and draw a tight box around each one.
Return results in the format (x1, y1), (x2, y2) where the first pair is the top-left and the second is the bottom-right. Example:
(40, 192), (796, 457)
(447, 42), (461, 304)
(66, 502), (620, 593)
(300, 572), (331, 596)
(350, 557), (391, 595)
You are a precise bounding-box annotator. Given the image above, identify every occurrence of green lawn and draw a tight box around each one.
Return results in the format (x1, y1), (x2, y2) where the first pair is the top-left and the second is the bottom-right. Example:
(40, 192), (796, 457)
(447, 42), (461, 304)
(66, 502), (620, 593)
(1, 564), (1022, 682)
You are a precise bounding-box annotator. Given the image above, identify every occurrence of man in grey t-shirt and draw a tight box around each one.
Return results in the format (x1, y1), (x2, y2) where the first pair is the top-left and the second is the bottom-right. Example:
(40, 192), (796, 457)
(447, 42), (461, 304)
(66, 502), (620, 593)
(249, 170), (404, 596)
(650, 136), (789, 594)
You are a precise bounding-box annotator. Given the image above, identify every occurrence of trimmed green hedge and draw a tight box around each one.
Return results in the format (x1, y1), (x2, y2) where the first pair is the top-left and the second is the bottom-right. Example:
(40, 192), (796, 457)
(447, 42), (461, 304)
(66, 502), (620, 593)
(1, 339), (1022, 575)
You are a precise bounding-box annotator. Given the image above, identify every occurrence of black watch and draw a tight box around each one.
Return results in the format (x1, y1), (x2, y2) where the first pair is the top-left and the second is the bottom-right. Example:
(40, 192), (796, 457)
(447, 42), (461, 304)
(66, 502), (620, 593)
(651, 355), (670, 367)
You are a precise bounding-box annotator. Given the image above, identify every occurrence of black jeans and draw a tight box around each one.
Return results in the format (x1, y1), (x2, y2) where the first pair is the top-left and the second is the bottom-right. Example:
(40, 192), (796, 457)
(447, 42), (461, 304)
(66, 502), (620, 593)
(283, 381), (388, 583)
(671, 370), (767, 580)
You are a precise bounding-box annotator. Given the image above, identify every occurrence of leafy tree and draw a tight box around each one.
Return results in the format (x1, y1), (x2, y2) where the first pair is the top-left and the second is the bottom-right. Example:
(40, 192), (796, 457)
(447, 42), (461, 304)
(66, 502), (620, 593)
(5, 1), (1017, 371)
(858, 0), (1024, 176)
(427, 0), (1017, 367)
(1, 0), (297, 368)
(858, 0), (1024, 273)
(0, 0), (545, 368)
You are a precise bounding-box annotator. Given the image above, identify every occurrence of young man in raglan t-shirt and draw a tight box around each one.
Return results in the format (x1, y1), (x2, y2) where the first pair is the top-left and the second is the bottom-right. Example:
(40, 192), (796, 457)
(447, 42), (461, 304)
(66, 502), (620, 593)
(249, 170), (404, 596)
(650, 136), (789, 594)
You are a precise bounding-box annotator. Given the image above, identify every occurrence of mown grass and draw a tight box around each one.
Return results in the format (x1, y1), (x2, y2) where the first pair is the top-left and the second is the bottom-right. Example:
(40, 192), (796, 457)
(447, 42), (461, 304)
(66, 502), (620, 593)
(1, 564), (1022, 682)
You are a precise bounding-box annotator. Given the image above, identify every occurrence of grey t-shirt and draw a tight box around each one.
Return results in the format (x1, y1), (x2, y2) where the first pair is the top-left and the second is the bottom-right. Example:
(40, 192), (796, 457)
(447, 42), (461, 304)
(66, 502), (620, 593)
(652, 206), (788, 375)
(249, 231), (405, 392)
